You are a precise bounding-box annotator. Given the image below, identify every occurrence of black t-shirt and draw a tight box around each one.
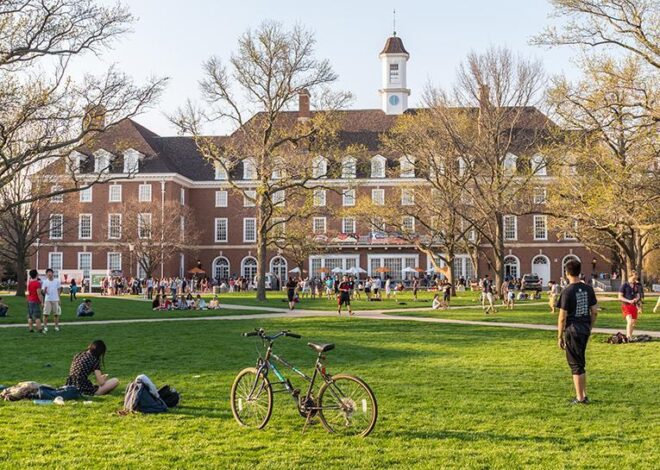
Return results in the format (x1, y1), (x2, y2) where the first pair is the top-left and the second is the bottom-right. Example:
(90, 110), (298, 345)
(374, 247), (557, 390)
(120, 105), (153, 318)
(482, 279), (493, 294)
(286, 280), (297, 291)
(338, 281), (351, 293)
(556, 282), (597, 325)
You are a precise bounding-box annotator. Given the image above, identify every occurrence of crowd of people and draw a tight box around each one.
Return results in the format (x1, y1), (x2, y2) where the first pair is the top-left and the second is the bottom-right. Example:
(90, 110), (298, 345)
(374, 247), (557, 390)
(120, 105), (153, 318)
(151, 293), (221, 311)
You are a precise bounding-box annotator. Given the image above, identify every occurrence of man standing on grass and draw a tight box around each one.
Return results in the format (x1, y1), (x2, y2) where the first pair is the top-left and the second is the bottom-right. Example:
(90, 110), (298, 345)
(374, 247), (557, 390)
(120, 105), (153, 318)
(337, 275), (353, 316)
(556, 259), (598, 405)
(41, 268), (62, 332)
(26, 269), (44, 333)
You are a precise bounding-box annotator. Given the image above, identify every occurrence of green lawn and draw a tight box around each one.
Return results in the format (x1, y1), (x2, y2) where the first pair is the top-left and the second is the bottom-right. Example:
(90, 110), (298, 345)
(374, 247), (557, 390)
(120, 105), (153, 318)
(385, 298), (660, 331)
(1, 312), (658, 468)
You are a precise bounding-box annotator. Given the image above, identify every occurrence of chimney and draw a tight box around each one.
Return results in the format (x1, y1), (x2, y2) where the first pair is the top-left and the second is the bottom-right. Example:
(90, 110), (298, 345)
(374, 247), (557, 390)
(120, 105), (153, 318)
(83, 104), (106, 132)
(477, 84), (490, 135)
(297, 89), (311, 122)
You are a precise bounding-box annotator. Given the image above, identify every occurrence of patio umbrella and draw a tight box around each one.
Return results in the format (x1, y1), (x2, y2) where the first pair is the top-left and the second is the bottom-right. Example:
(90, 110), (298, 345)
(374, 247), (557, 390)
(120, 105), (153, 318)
(318, 267), (330, 273)
(188, 267), (205, 274)
(288, 267), (302, 273)
(331, 267), (345, 274)
(414, 267), (426, 273)
(375, 266), (391, 273)
(347, 266), (367, 274)
(402, 267), (417, 273)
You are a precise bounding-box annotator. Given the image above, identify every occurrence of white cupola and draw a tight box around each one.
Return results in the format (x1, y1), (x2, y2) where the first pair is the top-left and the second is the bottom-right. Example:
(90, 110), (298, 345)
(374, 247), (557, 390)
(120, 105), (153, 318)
(379, 33), (410, 115)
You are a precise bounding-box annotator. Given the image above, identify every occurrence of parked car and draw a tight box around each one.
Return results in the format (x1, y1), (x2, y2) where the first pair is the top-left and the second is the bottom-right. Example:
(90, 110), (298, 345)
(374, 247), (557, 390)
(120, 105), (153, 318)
(521, 274), (542, 292)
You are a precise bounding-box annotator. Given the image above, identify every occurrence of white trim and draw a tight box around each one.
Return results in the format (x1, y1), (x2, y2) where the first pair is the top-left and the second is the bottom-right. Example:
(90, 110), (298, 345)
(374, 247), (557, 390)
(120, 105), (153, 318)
(533, 215), (548, 241)
(211, 256), (230, 279)
(78, 214), (92, 240)
(214, 218), (228, 243)
(107, 213), (122, 240)
(107, 252), (122, 271)
(108, 184), (122, 202)
(243, 217), (256, 243)
(77, 252), (92, 278)
(49, 214), (64, 240)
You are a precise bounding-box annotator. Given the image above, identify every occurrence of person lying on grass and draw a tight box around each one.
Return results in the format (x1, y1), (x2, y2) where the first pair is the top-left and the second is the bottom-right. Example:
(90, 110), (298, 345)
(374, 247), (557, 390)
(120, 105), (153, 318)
(65, 340), (119, 396)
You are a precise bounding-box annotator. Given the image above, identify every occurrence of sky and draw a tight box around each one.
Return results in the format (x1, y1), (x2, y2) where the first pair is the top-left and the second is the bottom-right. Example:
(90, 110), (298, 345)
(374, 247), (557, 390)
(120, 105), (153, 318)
(74, 0), (580, 136)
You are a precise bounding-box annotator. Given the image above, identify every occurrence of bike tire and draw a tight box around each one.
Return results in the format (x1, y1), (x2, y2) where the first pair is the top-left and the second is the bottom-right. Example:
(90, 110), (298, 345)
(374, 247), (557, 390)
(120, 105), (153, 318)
(230, 367), (273, 429)
(318, 374), (377, 437)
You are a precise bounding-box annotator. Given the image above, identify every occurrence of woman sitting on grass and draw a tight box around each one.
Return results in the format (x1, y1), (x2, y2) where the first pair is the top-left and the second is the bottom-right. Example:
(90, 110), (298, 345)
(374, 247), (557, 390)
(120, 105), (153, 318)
(65, 340), (119, 396)
(195, 294), (207, 310)
(152, 294), (162, 311)
(208, 295), (220, 309)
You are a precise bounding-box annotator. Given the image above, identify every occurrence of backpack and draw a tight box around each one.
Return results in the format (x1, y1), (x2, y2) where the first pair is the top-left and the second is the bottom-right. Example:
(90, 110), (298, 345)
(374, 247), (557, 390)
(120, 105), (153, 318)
(607, 333), (629, 344)
(122, 377), (168, 414)
(157, 385), (180, 408)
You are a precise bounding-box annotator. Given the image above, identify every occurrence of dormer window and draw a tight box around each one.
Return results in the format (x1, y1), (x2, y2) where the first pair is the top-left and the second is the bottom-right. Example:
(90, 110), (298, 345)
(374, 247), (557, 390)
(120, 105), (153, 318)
(68, 151), (84, 173)
(531, 154), (547, 176)
(243, 158), (257, 180)
(400, 155), (415, 178)
(123, 149), (142, 174)
(503, 153), (517, 174)
(457, 156), (468, 177)
(93, 149), (114, 173)
(371, 155), (386, 178)
(312, 156), (328, 178)
(341, 156), (356, 179)
(215, 160), (228, 180)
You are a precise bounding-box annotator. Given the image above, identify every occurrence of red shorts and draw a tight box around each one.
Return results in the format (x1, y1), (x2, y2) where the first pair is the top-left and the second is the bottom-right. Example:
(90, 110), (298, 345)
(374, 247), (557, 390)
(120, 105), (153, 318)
(622, 303), (639, 319)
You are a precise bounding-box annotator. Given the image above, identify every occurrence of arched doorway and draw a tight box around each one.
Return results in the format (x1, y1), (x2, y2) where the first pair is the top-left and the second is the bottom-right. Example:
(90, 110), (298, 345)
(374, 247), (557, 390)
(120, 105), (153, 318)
(270, 256), (287, 290)
(212, 256), (230, 281)
(241, 256), (258, 282)
(531, 255), (550, 286)
(562, 255), (581, 275)
(503, 255), (520, 280)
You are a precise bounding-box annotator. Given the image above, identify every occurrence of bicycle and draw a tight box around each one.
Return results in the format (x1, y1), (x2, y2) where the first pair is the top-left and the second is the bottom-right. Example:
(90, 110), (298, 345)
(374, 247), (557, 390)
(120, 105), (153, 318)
(230, 328), (377, 437)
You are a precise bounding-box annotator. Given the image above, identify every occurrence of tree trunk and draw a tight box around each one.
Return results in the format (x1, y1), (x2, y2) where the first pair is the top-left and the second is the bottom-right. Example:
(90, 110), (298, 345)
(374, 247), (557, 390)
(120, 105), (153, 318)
(15, 257), (27, 297)
(256, 228), (268, 301)
(493, 215), (505, 290)
(446, 251), (456, 296)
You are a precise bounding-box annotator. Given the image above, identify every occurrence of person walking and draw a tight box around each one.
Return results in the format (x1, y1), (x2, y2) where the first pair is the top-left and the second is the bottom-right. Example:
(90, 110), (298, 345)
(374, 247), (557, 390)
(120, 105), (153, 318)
(548, 281), (561, 314)
(69, 278), (78, 302)
(337, 275), (353, 316)
(41, 268), (62, 332)
(618, 273), (641, 340)
(286, 276), (298, 310)
(481, 275), (496, 314)
(26, 269), (44, 334)
(412, 277), (419, 302)
(556, 259), (598, 405)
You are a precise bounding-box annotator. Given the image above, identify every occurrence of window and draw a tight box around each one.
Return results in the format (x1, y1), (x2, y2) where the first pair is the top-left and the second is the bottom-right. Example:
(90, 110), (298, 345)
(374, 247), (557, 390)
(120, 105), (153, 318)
(107, 252), (122, 272)
(214, 218), (228, 242)
(273, 190), (285, 206)
(79, 187), (92, 203)
(138, 184), (152, 202)
(313, 189), (326, 207)
(400, 156), (415, 178)
(50, 186), (63, 203)
(402, 216), (415, 232)
(503, 153), (517, 174)
(180, 187), (185, 205)
(503, 215), (517, 241)
(78, 252), (92, 279)
(243, 158), (256, 180)
(109, 184), (122, 202)
(49, 214), (63, 239)
(312, 156), (328, 178)
(243, 218), (256, 242)
(533, 187), (547, 204)
(371, 217), (386, 232)
(48, 252), (63, 275)
(401, 188), (414, 206)
(371, 156), (386, 178)
(272, 218), (286, 239)
(342, 188), (356, 207)
(108, 214), (122, 239)
(94, 151), (112, 173)
(215, 161), (228, 180)
(215, 190), (228, 208)
(313, 217), (327, 234)
(534, 215), (548, 240)
(372, 188), (385, 206)
(212, 256), (230, 280)
(123, 150), (140, 173)
(531, 155), (547, 176)
(342, 217), (356, 234)
(244, 190), (256, 207)
(389, 63), (400, 83)
(564, 219), (578, 240)
(78, 214), (92, 240)
(138, 213), (152, 239)
(342, 157), (356, 178)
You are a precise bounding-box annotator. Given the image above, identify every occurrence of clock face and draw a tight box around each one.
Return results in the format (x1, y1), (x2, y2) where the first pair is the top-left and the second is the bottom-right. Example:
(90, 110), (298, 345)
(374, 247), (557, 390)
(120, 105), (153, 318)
(389, 95), (400, 106)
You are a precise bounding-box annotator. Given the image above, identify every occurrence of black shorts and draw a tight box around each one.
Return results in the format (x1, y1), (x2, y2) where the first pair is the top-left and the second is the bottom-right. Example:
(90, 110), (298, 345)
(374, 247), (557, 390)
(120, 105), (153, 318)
(287, 289), (295, 302)
(564, 323), (591, 375)
(338, 293), (350, 306)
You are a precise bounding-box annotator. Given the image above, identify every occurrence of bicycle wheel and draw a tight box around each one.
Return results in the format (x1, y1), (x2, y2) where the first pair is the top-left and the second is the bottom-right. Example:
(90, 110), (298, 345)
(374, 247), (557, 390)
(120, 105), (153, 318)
(230, 367), (273, 429)
(318, 374), (377, 437)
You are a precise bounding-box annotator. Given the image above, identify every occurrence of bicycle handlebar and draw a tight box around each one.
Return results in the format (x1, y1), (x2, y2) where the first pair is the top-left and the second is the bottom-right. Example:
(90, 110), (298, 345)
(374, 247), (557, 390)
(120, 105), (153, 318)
(242, 328), (301, 340)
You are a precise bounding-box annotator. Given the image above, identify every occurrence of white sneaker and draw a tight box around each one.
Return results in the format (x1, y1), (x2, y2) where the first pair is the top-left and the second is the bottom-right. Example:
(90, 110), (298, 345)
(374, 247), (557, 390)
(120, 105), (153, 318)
(54, 327), (60, 332)
(43, 326), (48, 332)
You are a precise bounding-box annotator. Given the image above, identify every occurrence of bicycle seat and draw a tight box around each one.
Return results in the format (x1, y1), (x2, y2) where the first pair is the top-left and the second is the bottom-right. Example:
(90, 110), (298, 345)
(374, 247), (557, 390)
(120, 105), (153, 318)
(307, 342), (335, 353)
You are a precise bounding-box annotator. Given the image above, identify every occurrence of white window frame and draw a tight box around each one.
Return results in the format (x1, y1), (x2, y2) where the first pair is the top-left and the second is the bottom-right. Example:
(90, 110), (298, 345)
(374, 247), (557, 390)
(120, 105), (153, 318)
(79, 187), (92, 203)
(138, 213), (152, 239)
(214, 218), (228, 243)
(243, 158), (257, 180)
(532, 154), (547, 176)
(389, 63), (400, 84)
(534, 215), (548, 241)
(342, 217), (356, 234)
(503, 215), (518, 241)
(94, 150), (112, 173)
(107, 252), (122, 272)
(108, 184), (122, 203)
(399, 155), (415, 178)
(123, 149), (141, 173)
(370, 155), (386, 178)
(273, 190), (285, 207)
(215, 161), (228, 180)
(401, 188), (414, 206)
(564, 219), (578, 240)
(215, 190), (228, 208)
(312, 156), (328, 178)
(313, 217), (327, 234)
(533, 187), (547, 204)
(48, 252), (63, 275)
(138, 184), (152, 202)
(49, 214), (63, 240)
(342, 188), (356, 207)
(180, 187), (185, 205)
(402, 215), (415, 232)
(108, 214), (122, 240)
(77, 252), (92, 279)
(244, 190), (256, 207)
(341, 156), (356, 179)
(78, 214), (92, 240)
(243, 218), (257, 243)
(372, 188), (385, 206)
(313, 189), (326, 207)
(50, 185), (64, 203)
(503, 153), (517, 174)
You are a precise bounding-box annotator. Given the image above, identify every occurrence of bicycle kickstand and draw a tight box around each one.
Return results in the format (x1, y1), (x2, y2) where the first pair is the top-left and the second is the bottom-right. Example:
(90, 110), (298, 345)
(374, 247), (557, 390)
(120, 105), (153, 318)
(302, 411), (314, 435)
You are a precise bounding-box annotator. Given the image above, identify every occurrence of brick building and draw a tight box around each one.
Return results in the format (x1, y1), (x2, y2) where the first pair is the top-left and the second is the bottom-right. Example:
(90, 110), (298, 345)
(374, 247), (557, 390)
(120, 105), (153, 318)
(33, 34), (600, 286)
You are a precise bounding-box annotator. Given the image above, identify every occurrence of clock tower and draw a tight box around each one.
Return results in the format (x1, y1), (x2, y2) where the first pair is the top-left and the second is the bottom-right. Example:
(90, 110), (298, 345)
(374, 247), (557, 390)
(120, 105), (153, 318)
(379, 33), (410, 115)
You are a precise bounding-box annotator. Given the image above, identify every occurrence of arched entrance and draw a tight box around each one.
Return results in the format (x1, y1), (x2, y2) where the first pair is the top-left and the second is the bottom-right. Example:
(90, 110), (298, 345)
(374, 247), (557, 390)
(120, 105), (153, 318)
(241, 256), (258, 282)
(531, 255), (550, 286)
(270, 256), (287, 290)
(503, 255), (520, 280)
(211, 256), (230, 281)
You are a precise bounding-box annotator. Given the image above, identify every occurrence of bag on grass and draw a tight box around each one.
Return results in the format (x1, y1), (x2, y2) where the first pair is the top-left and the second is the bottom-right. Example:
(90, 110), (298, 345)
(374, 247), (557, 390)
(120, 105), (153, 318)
(157, 385), (180, 408)
(121, 375), (168, 414)
(37, 385), (82, 401)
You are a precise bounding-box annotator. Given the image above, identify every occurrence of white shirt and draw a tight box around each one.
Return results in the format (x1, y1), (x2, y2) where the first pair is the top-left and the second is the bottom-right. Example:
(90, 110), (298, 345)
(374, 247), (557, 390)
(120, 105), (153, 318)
(42, 278), (61, 302)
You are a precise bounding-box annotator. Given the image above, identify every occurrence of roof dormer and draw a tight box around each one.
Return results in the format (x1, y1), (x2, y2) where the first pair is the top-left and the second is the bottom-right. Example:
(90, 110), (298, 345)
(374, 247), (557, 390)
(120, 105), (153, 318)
(93, 149), (114, 173)
(123, 148), (144, 174)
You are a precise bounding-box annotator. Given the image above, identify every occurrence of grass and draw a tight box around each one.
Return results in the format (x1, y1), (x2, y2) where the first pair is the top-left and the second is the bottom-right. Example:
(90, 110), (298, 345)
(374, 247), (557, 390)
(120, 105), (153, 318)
(1, 301), (659, 469)
(385, 298), (660, 331)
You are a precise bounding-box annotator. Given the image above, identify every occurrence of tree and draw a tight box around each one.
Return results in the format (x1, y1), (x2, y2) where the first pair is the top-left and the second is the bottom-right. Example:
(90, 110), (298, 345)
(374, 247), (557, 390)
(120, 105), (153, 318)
(546, 56), (660, 279)
(271, 217), (324, 275)
(0, 0), (167, 210)
(171, 21), (350, 301)
(413, 48), (550, 288)
(106, 199), (199, 279)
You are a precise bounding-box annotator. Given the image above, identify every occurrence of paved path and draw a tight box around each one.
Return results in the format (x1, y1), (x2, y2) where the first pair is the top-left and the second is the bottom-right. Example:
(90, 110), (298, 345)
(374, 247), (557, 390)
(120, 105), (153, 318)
(1, 304), (658, 338)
